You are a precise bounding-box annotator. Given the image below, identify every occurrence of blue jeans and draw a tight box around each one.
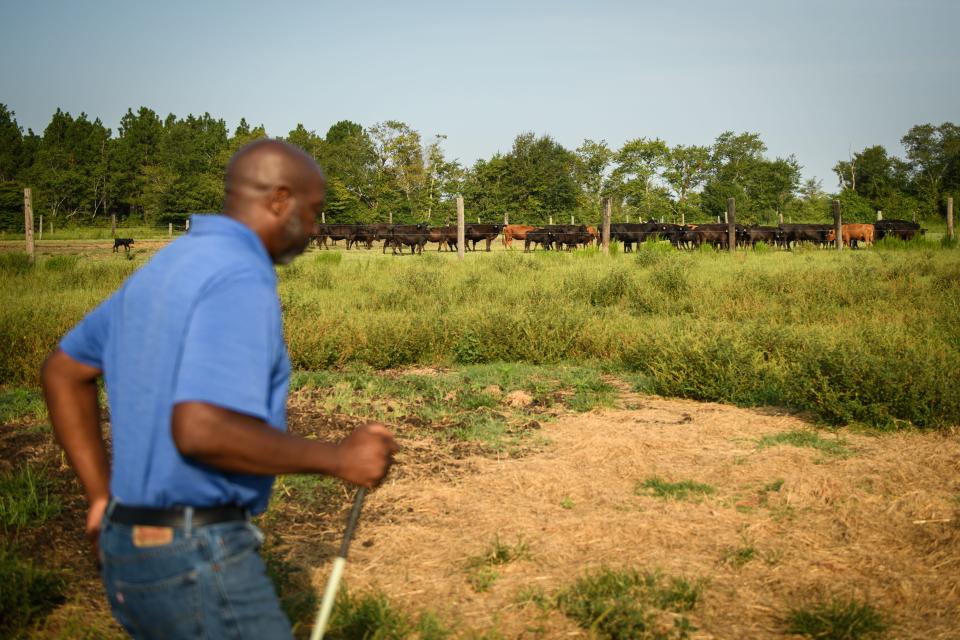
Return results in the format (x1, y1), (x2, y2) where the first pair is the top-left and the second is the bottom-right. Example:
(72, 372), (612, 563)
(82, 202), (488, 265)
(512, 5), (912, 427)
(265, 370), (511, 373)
(99, 507), (293, 639)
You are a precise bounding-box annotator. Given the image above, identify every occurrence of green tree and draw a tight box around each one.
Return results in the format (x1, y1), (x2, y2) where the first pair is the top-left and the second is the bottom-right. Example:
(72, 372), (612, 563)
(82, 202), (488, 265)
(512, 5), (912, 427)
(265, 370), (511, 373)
(0, 104), (24, 182)
(610, 137), (669, 221)
(369, 120), (426, 222)
(111, 107), (164, 222)
(499, 133), (578, 223)
(320, 120), (379, 222)
(901, 122), (960, 218)
(663, 144), (709, 224)
(573, 139), (614, 220)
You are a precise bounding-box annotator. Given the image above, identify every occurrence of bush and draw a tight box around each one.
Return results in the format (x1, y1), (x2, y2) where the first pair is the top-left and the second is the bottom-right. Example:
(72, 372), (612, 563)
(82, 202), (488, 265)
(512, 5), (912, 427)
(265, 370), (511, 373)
(0, 543), (67, 637)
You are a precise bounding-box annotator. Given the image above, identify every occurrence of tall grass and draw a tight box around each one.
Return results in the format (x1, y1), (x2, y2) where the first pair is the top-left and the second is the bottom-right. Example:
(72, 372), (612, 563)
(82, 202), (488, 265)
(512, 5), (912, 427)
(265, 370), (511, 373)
(2, 244), (958, 428)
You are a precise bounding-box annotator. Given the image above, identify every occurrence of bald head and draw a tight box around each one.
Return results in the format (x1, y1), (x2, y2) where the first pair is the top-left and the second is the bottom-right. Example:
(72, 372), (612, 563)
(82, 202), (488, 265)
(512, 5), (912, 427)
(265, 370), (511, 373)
(223, 139), (326, 264)
(224, 139), (324, 214)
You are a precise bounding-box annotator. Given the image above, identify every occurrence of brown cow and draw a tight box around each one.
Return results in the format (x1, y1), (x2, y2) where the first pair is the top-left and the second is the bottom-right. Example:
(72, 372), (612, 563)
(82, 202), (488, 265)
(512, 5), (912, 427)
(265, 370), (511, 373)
(502, 224), (537, 249)
(826, 223), (874, 248)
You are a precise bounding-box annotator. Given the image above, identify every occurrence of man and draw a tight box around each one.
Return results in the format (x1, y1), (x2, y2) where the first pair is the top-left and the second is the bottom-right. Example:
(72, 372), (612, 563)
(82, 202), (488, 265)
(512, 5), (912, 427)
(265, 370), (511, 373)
(41, 139), (398, 639)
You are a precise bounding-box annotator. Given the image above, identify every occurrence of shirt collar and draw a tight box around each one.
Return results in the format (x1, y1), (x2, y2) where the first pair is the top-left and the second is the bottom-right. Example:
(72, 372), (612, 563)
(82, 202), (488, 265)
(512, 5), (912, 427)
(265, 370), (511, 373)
(189, 214), (274, 271)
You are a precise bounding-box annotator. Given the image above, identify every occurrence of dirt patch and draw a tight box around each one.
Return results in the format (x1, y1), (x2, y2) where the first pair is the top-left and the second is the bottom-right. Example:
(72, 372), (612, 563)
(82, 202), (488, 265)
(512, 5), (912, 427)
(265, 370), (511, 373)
(322, 398), (960, 639)
(6, 386), (959, 638)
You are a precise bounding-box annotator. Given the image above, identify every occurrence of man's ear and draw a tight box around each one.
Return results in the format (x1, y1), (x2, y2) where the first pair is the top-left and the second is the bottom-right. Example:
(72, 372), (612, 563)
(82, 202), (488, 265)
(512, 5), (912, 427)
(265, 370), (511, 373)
(269, 186), (293, 217)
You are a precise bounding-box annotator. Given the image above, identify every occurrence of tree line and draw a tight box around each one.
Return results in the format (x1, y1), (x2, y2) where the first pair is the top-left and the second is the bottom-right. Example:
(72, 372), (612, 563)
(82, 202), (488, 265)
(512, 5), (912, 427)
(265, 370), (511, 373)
(0, 103), (956, 232)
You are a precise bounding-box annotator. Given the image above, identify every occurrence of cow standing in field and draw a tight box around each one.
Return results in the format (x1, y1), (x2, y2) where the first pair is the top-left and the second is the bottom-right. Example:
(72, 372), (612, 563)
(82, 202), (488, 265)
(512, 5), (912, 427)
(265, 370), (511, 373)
(464, 223), (503, 251)
(113, 238), (135, 252)
(874, 219), (923, 241)
(826, 223), (874, 248)
(502, 224), (538, 249)
(524, 229), (555, 251)
(778, 224), (832, 249)
(381, 224), (430, 255)
(426, 226), (458, 251)
(610, 222), (659, 252)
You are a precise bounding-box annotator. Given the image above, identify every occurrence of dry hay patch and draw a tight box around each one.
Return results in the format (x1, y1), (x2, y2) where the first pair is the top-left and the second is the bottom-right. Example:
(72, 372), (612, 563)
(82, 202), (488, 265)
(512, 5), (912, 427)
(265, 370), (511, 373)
(316, 397), (960, 639)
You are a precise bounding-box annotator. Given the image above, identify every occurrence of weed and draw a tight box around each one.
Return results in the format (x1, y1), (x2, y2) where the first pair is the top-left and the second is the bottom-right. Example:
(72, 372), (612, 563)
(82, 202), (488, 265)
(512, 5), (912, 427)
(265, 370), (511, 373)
(758, 430), (851, 457)
(273, 474), (342, 510)
(467, 566), (500, 592)
(762, 479), (785, 493)
(555, 567), (702, 640)
(325, 588), (451, 640)
(0, 465), (62, 530)
(0, 252), (32, 275)
(784, 596), (888, 639)
(719, 546), (757, 568)
(515, 585), (554, 611)
(0, 387), (45, 423)
(560, 496), (575, 509)
(465, 537), (530, 592)
(636, 477), (716, 501)
(0, 542), (67, 638)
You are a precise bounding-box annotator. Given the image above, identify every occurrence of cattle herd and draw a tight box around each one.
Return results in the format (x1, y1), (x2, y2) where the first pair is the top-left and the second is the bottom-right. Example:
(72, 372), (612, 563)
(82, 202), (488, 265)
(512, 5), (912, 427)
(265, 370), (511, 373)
(310, 219), (925, 254)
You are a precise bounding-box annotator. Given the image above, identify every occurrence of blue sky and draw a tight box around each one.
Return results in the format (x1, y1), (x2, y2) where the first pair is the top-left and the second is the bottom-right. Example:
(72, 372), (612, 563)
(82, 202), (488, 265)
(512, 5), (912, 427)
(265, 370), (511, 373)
(2, 0), (957, 189)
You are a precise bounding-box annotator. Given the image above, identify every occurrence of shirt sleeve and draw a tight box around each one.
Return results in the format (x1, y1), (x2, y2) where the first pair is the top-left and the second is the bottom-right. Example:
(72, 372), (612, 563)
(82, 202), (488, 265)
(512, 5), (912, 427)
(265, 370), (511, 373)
(172, 274), (281, 421)
(60, 293), (117, 370)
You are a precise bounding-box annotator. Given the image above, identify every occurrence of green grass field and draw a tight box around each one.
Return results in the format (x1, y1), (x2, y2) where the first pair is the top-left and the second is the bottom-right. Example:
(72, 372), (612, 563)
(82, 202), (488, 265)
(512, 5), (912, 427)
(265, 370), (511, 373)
(2, 237), (959, 429)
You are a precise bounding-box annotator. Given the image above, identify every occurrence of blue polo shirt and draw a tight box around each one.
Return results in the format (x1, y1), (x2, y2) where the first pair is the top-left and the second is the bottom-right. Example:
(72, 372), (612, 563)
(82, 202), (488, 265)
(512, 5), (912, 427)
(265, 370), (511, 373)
(60, 214), (291, 514)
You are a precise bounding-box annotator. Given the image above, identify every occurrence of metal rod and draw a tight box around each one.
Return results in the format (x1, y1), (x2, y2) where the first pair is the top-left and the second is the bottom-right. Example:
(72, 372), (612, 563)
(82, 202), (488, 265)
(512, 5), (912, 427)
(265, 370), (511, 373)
(311, 487), (368, 640)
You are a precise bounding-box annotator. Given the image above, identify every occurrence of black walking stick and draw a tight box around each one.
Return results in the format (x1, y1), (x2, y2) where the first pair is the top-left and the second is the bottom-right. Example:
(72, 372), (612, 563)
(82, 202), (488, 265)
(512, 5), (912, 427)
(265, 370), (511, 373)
(310, 487), (368, 640)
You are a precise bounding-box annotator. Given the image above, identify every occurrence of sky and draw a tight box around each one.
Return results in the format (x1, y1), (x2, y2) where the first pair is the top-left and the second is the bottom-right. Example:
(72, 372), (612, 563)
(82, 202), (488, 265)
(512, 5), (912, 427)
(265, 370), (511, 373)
(1, 0), (958, 189)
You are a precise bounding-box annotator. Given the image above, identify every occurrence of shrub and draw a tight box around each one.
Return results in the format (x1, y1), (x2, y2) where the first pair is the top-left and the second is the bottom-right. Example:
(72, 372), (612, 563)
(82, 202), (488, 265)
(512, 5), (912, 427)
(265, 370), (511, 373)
(0, 543), (67, 637)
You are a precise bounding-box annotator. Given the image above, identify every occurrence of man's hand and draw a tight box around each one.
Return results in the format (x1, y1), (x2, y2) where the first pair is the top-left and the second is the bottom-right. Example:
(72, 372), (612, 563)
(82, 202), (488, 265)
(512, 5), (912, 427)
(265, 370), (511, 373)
(333, 423), (399, 488)
(85, 496), (109, 560)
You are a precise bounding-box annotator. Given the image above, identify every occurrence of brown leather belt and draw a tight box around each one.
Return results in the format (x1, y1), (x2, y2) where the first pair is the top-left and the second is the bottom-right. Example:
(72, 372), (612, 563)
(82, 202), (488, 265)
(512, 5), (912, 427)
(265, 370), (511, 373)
(109, 503), (249, 528)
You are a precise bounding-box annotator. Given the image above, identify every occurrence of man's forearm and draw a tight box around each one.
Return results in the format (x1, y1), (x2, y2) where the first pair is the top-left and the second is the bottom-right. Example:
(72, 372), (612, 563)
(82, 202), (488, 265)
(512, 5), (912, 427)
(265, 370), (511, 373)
(171, 402), (341, 475)
(172, 402), (397, 487)
(41, 351), (110, 506)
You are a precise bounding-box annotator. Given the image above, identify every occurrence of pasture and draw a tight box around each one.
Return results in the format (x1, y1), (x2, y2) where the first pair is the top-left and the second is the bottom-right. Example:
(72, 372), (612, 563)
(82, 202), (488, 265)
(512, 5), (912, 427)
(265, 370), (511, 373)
(1, 234), (959, 638)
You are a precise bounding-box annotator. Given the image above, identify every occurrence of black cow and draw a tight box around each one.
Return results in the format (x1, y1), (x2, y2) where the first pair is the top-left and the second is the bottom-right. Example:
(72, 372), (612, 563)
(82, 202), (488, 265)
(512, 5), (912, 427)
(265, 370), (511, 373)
(554, 230), (594, 250)
(778, 224), (832, 249)
(608, 223), (659, 252)
(874, 219), (923, 241)
(113, 238), (134, 252)
(313, 223), (364, 249)
(426, 226), (458, 251)
(381, 224), (429, 255)
(745, 225), (783, 248)
(464, 224), (503, 251)
(524, 229), (555, 251)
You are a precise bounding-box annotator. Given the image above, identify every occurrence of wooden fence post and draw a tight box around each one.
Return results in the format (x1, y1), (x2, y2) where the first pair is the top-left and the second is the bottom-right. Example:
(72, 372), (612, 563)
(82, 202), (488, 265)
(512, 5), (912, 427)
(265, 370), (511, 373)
(571, 215), (575, 225)
(24, 188), (34, 264)
(111, 213), (116, 237)
(504, 211), (509, 226)
(388, 211), (393, 224)
(549, 215), (553, 225)
(168, 223), (172, 238)
(38, 214), (43, 241)
(185, 218), (190, 232)
(948, 196), (954, 241)
(321, 210), (326, 224)
(833, 199), (842, 250)
(726, 197), (736, 253)
(778, 212), (784, 224)
(876, 210), (883, 221)
(602, 197), (611, 255)
(456, 196), (465, 261)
